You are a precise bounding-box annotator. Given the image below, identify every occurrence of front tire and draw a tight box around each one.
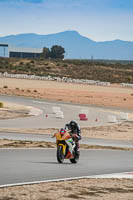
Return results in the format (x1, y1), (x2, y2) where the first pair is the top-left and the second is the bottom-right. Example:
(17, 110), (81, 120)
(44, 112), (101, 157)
(57, 145), (64, 163)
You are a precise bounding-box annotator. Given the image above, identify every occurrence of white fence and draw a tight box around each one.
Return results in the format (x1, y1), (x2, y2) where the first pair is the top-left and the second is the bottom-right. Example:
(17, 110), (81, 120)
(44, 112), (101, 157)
(1, 72), (133, 88)
(120, 83), (133, 88)
(0, 72), (111, 87)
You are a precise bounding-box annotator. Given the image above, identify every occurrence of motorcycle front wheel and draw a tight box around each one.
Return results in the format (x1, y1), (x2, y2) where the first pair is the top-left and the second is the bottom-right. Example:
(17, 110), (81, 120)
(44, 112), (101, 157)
(57, 145), (64, 163)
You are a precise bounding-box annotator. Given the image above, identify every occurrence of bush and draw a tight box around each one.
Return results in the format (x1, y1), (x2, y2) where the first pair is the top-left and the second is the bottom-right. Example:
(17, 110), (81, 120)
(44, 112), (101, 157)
(30, 60), (34, 64)
(63, 64), (68, 67)
(0, 102), (4, 108)
(3, 85), (8, 88)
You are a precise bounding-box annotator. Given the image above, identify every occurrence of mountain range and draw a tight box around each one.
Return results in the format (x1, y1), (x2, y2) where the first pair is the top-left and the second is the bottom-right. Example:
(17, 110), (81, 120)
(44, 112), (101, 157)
(0, 30), (133, 60)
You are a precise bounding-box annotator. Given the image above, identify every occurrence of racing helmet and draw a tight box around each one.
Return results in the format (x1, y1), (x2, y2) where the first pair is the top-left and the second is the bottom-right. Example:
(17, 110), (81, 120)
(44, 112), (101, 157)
(69, 120), (77, 130)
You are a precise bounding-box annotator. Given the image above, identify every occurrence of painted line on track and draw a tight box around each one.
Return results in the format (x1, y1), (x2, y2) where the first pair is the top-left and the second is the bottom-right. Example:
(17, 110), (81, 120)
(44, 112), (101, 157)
(0, 148), (123, 151)
(0, 171), (133, 188)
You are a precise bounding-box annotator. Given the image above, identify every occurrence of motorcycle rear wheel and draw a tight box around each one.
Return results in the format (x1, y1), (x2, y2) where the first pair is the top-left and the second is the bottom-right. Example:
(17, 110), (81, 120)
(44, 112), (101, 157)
(57, 146), (64, 163)
(70, 151), (80, 163)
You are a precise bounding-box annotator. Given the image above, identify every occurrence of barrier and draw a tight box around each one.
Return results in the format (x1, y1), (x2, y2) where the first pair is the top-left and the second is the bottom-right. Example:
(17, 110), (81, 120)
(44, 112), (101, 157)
(0, 72), (111, 87)
(120, 112), (128, 120)
(108, 115), (117, 123)
(55, 111), (64, 118)
(2, 71), (133, 88)
(79, 114), (88, 120)
(52, 106), (61, 114)
(121, 83), (133, 88)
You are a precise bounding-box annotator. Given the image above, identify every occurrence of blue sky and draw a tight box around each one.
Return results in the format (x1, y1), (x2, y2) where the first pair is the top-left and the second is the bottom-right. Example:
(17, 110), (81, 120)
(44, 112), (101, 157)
(0, 0), (133, 41)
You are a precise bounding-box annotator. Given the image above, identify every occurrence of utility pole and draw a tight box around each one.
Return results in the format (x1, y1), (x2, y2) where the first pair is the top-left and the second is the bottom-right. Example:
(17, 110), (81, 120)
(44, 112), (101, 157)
(91, 55), (94, 60)
(4, 47), (5, 57)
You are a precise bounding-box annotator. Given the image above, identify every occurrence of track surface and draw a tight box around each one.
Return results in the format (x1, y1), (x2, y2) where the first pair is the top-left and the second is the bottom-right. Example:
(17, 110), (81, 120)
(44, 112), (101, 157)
(0, 95), (122, 128)
(0, 149), (133, 186)
(0, 95), (133, 186)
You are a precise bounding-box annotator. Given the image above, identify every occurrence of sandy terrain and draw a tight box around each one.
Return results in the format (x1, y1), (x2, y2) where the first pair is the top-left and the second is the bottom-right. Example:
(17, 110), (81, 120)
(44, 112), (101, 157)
(0, 101), (31, 119)
(1, 138), (133, 151)
(1, 77), (133, 109)
(0, 179), (133, 200)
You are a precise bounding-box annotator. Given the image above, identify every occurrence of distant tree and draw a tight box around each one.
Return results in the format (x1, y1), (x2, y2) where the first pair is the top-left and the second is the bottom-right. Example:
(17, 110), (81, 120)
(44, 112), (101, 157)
(50, 45), (65, 59)
(42, 47), (50, 59)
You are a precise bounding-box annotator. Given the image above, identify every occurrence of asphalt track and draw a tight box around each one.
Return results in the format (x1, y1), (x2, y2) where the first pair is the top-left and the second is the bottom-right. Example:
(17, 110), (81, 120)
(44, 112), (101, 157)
(0, 95), (123, 128)
(0, 148), (133, 186)
(0, 95), (133, 186)
(0, 95), (133, 148)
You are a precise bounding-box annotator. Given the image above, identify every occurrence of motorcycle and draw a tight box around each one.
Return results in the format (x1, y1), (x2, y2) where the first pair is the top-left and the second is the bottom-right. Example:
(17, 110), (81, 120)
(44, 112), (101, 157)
(53, 129), (80, 164)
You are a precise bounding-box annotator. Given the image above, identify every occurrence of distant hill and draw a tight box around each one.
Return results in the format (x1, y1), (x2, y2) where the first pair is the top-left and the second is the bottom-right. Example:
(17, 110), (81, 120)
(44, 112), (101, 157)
(0, 31), (133, 60)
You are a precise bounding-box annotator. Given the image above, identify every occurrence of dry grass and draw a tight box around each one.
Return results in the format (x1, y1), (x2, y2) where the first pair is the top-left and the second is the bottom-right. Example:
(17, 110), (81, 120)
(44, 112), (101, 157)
(1, 57), (133, 83)
(0, 139), (133, 151)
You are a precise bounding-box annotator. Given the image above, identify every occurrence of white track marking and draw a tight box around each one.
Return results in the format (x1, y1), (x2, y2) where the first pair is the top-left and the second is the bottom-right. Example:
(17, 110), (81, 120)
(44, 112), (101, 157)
(0, 171), (133, 188)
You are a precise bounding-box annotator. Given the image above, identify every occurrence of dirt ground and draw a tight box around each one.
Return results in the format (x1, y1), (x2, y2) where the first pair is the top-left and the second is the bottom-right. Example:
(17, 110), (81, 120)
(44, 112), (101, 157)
(1, 138), (133, 151)
(1, 77), (133, 109)
(0, 101), (31, 119)
(0, 120), (133, 141)
(0, 77), (133, 199)
(0, 179), (133, 200)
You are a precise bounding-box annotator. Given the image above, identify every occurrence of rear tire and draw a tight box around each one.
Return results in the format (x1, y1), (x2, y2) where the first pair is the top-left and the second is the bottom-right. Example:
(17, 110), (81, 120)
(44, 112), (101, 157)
(57, 146), (64, 163)
(70, 151), (80, 163)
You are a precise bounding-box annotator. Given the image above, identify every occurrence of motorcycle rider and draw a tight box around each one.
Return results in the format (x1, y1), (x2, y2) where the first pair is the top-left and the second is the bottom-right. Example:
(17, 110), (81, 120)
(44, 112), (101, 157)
(65, 120), (81, 157)
(65, 120), (81, 140)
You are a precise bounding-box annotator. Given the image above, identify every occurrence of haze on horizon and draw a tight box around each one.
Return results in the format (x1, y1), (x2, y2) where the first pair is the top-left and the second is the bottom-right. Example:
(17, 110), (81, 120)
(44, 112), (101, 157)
(0, 0), (133, 42)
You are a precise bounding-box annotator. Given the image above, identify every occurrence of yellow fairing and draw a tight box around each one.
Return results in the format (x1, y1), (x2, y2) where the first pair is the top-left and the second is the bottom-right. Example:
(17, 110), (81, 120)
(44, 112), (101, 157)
(58, 143), (66, 155)
(56, 132), (62, 140)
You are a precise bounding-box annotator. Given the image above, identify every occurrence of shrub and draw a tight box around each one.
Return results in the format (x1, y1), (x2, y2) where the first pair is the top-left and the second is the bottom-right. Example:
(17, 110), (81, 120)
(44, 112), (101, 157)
(3, 85), (8, 88)
(63, 64), (68, 67)
(0, 102), (4, 108)
(30, 60), (34, 64)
